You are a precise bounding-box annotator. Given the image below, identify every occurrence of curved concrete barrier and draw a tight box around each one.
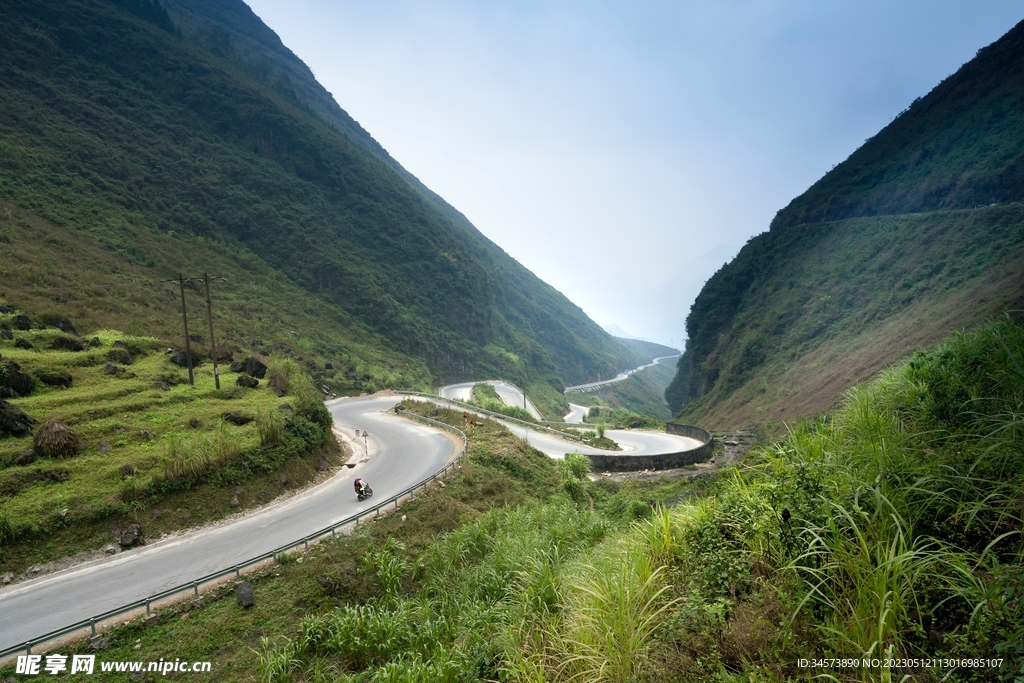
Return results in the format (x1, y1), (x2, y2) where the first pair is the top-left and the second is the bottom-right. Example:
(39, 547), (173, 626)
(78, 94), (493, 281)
(584, 423), (714, 472)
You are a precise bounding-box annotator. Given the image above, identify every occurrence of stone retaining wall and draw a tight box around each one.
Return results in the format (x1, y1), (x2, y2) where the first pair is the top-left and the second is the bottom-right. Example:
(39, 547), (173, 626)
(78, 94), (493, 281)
(584, 424), (715, 472)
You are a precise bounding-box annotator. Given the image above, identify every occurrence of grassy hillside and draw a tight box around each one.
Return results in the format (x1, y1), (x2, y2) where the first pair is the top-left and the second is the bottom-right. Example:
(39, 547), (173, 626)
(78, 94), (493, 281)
(14, 318), (1021, 681)
(0, 0), (640, 397)
(668, 18), (1024, 427)
(668, 206), (1024, 427)
(0, 319), (339, 575)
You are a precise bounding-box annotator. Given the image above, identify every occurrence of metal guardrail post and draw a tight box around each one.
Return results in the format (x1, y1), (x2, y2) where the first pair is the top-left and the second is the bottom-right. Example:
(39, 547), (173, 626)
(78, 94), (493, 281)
(192, 582), (198, 599)
(89, 619), (95, 636)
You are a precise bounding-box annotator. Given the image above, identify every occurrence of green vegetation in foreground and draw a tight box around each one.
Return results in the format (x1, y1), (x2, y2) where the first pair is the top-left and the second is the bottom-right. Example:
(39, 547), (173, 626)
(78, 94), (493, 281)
(2, 403), (709, 682)
(0, 324), (337, 575)
(10, 319), (1021, 680)
(267, 316), (1021, 681)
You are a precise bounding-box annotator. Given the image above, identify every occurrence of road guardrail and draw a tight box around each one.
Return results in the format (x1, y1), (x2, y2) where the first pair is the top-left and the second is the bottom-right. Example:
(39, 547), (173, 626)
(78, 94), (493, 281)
(0, 411), (467, 661)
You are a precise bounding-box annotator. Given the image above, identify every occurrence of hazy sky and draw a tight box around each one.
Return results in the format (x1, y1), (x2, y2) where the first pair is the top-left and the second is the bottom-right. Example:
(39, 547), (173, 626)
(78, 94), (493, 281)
(246, 0), (1021, 347)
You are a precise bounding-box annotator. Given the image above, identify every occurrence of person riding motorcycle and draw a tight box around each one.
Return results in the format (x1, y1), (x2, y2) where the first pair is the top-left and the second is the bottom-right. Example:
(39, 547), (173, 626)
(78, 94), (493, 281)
(354, 477), (367, 495)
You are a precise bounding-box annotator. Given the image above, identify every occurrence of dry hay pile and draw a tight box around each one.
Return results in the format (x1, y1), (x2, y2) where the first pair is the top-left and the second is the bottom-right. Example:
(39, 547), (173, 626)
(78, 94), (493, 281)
(33, 419), (80, 459)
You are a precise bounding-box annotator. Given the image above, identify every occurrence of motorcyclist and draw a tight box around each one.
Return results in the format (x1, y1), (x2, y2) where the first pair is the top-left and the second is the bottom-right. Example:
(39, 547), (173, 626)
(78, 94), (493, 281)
(354, 477), (368, 496)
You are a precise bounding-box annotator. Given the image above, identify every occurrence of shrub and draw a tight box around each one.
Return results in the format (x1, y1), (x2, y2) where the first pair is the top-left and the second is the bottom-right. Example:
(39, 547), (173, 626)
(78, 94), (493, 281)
(285, 415), (324, 450)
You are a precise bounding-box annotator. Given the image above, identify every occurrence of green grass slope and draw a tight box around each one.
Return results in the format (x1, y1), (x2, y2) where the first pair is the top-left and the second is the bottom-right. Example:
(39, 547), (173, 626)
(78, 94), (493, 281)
(668, 18), (1024, 428)
(0, 0), (638, 396)
(0, 321), (340, 575)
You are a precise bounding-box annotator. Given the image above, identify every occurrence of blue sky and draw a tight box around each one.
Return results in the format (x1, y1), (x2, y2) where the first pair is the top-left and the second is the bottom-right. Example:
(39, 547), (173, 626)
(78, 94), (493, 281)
(246, 0), (1022, 347)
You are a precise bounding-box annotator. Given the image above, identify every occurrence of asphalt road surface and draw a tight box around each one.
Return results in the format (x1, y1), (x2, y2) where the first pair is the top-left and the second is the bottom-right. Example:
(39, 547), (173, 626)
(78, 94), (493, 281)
(563, 354), (680, 393)
(499, 421), (700, 459)
(0, 395), (457, 652)
(564, 403), (589, 423)
(433, 387), (700, 458)
(438, 380), (542, 420)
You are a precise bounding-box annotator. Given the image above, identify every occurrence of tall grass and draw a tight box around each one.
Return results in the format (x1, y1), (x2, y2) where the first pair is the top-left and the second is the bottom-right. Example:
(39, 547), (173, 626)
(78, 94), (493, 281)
(256, 408), (285, 446)
(160, 421), (241, 481)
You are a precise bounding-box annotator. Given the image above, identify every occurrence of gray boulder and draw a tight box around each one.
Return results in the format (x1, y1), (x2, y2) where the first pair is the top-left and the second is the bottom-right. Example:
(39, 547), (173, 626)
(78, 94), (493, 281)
(38, 371), (72, 388)
(107, 348), (133, 365)
(241, 357), (267, 379)
(49, 336), (85, 352)
(14, 448), (36, 465)
(0, 400), (36, 437)
(117, 524), (144, 547)
(101, 363), (125, 376)
(235, 581), (255, 608)
(1, 360), (35, 396)
(42, 315), (77, 335)
(235, 374), (259, 389)
(169, 349), (201, 368)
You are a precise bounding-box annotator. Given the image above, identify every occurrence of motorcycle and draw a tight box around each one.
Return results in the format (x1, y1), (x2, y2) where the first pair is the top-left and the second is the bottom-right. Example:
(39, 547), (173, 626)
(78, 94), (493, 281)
(357, 485), (373, 502)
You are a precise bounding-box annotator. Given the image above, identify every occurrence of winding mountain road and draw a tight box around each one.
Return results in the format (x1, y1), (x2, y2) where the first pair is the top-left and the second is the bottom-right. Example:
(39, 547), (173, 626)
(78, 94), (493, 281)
(438, 380), (543, 420)
(0, 396), (456, 652)
(1, 366), (701, 653)
(564, 403), (589, 423)
(563, 354), (680, 394)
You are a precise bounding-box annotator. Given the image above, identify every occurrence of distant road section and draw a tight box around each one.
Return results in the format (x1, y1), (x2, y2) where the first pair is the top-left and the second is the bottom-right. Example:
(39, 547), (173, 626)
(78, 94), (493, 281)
(564, 354), (680, 394)
(564, 403), (589, 423)
(439, 380), (543, 420)
(426, 391), (700, 460)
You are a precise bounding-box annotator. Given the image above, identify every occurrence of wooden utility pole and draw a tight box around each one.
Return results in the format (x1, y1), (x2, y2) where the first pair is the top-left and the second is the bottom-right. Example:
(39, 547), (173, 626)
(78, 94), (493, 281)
(204, 272), (220, 389)
(178, 273), (195, 386)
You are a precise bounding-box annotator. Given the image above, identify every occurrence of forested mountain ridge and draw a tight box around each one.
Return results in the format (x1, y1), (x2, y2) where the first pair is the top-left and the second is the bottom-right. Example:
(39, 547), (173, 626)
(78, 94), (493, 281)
(667, 19), (1024, 427)
(0, 0), (641, 403)
(772, 19), (1024, 229)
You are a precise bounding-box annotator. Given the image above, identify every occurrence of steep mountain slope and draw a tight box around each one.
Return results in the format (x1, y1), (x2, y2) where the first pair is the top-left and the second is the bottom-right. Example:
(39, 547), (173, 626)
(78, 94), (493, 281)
(772, 19), (1024, 228)
(0, 0), (640, 398)
(667, 19), (1024, 428)
(157, 0), (643, 389)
